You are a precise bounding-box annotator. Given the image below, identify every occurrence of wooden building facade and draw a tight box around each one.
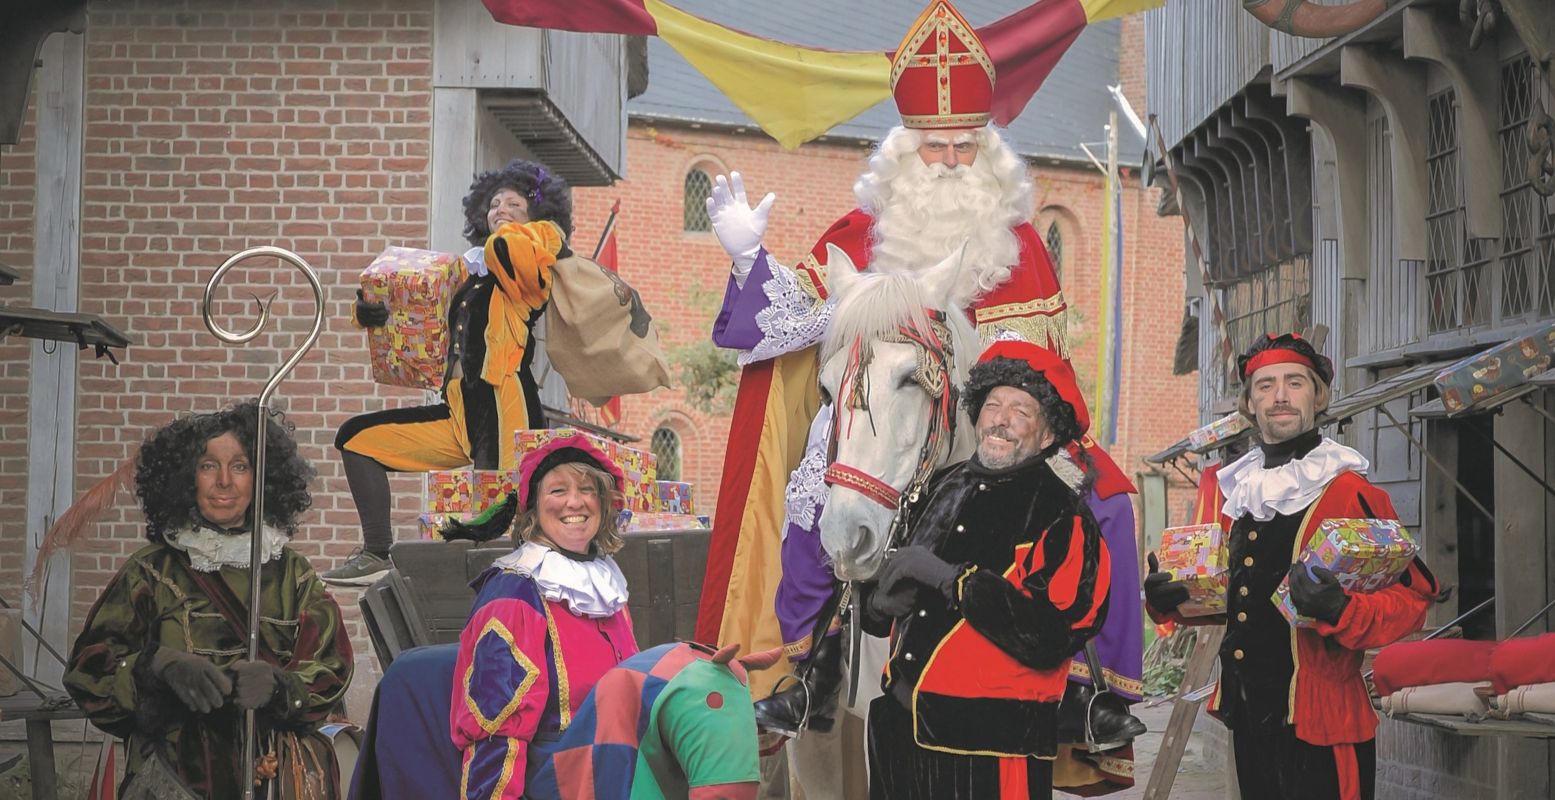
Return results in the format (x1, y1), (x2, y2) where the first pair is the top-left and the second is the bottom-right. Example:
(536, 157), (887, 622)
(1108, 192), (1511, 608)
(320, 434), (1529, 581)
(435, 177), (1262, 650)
(1146, 0), (1555, 796)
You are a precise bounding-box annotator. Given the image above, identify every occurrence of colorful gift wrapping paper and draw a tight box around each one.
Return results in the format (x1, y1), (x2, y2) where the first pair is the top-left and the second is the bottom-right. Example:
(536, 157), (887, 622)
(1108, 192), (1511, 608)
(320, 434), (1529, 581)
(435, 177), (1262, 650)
(426, 470), (474, 514)
(1273, 518), (1420, 627)
(1156, 523), (1228, 617)
(361, 246), (464, 391)
(515, 428), (658, 513)
(653, 481), (697, 515)
(1435, 323), (1555, 412)
(1189, 412), (1250, 451)
(623, 511), (711, 532)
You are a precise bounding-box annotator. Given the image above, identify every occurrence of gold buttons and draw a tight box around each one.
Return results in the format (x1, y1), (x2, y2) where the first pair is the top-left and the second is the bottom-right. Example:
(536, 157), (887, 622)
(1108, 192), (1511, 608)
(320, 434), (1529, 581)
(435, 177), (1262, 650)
(1243, 556), (1254, 567)
(1239, 586), (1249, 597)
(1248, 531), (1258, 541)
(1233, 649), (1245, 660)
(1237, 612), (1248, 622)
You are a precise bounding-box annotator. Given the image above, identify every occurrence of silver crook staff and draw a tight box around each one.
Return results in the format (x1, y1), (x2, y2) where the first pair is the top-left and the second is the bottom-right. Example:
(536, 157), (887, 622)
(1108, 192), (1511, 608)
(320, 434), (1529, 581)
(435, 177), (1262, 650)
(201, 245), (324, 800)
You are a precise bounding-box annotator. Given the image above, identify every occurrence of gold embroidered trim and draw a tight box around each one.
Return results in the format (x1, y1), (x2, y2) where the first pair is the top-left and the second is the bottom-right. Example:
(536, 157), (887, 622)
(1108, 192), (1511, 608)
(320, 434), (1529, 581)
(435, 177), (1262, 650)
(461, 616), (540, 735)
(978, 312), (1072, 359)
(543, 603), (572, 731)
(974, 294), (1068, 320)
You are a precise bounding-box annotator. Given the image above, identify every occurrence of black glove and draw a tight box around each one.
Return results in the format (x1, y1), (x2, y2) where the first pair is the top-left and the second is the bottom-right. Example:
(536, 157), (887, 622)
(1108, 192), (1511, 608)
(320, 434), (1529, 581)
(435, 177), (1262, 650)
(876, 545), (960, 602)
(867, 581), (920, 619)
(150, 647), (232, 714)
(1288, 564), (1350, 625)
(1143, 553), (1191, 615)
(229, 660), (281, 711)
(354, 289), (390, 328)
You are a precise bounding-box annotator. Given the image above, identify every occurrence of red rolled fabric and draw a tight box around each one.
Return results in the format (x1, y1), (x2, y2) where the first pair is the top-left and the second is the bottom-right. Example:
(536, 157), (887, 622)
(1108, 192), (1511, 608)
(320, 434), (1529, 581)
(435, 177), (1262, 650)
(1371, 639), (1497, 697)
(1488, 632), (1555, 695)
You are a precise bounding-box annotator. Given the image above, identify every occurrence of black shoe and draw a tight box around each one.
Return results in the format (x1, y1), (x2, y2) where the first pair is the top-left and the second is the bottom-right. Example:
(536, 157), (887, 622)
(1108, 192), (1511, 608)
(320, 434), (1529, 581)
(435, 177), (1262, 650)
(1086, 701), (1147, 751)
(753, 634), (843, 736)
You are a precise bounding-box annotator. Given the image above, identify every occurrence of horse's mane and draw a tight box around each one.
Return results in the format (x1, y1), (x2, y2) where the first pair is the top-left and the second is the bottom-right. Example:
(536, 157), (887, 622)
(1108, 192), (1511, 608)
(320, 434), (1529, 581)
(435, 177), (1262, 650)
(822, 271), (979, 385)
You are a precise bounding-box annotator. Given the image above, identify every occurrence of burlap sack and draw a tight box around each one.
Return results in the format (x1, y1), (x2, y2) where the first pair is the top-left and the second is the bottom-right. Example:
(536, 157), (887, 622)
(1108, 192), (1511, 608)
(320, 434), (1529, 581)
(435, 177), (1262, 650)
(545, 254), (671, 405)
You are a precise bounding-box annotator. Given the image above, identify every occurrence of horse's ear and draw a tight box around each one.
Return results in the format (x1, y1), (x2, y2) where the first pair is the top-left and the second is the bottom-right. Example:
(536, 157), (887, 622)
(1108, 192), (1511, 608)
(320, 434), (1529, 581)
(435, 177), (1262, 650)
(710, 643), (740, 665)
(823, 243), (859, 298)
(918, 240), (970, 308)
(737, 646), (785, 672)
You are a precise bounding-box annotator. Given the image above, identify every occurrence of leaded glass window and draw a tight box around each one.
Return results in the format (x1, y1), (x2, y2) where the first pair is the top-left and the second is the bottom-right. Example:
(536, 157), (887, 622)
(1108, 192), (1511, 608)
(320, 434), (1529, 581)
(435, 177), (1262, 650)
(651, 426), (682, 481)
(684, 169), (713, 232)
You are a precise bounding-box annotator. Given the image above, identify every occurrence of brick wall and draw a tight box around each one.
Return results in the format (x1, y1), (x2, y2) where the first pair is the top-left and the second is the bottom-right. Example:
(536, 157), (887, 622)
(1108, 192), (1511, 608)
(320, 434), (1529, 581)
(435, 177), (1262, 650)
(573, 115), (1198, 533)
(0, 0), (436, 651)
(0, 85), (38, 605)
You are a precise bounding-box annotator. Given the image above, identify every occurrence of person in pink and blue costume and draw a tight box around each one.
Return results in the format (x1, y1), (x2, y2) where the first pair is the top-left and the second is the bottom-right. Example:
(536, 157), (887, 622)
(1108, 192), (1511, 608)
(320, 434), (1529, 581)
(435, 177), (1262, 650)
(348, 435), (639, 800)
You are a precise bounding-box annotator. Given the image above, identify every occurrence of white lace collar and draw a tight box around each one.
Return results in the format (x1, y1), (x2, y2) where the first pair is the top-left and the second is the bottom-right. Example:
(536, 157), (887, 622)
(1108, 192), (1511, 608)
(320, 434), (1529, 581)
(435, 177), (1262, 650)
(491, 542), (629, 619)
(463, 246), (488, 277)
(1218, 437), (1370, 522)
(163, 524), (289, 573)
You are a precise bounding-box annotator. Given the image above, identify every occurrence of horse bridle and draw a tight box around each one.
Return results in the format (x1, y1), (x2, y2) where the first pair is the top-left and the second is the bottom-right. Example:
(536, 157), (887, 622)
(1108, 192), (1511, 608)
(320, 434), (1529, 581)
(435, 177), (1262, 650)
(822, 310), (959, 550)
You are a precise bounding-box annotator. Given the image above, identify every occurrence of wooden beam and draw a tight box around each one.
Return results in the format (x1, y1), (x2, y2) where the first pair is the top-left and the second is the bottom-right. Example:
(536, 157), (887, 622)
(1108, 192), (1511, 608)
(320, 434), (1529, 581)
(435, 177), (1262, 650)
(22, 28), (84, 687)
(1339, 45), (1430, 262)
(1402, 7), (1501, 242)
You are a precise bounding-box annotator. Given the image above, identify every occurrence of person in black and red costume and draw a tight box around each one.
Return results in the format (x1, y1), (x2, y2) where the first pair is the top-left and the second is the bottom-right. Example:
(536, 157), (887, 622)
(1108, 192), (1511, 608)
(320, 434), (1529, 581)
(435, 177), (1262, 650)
(860, 340), (1112, 800)
(1144, 333), (1443, 800)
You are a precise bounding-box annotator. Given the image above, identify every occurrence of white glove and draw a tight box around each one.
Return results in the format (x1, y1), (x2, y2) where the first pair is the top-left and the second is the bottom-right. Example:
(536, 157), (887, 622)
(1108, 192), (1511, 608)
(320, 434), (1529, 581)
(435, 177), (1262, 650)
(706, 171), (775, 287)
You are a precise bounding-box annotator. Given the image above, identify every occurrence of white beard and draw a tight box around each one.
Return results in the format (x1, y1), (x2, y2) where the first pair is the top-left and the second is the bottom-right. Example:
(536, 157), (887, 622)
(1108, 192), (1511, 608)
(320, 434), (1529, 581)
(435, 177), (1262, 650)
(867, 156), (1021, 309)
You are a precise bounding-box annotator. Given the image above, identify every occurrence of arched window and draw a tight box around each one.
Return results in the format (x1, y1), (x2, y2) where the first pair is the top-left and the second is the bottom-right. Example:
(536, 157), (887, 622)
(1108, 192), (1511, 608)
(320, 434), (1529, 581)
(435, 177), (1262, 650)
(650, 426), (683, 481)
(683, 169), (713, 232)
(1045, 220), (1064, 281)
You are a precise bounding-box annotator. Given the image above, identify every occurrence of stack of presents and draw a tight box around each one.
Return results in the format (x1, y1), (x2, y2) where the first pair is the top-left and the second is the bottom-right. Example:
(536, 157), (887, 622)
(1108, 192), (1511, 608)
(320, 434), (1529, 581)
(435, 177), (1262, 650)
(421, 428), (710, 540)
(360, 246), (710, 542)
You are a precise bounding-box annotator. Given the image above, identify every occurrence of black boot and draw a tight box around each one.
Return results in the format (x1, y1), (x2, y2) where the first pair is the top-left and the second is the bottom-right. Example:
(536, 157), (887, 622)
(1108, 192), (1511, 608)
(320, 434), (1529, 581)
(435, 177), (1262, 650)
(752, 634), (843, 736)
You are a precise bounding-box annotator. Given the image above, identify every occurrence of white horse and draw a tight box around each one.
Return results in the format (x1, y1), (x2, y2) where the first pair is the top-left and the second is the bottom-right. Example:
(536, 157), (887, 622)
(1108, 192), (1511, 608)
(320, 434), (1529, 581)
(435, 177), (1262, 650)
(782, 244), (979, 798)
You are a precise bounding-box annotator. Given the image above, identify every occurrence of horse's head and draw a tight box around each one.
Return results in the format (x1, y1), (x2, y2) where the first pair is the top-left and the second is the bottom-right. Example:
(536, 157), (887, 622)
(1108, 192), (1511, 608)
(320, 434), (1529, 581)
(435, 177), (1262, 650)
(817, 244), (978, 580)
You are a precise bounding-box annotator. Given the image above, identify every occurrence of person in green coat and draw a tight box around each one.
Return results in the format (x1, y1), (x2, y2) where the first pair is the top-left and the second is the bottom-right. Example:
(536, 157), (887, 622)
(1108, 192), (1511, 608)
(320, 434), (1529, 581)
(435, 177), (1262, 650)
(65, 401), (353, 798)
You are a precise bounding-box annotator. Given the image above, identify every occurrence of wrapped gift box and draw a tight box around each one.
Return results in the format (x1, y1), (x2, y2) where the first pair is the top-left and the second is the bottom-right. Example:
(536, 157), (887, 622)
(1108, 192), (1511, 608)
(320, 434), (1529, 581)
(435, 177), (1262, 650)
(1189, 412), (1250, 451)
(515, 428), (657, 512)
(472, 469), (515, 509)
(426, 469), (474, 514)
(1156, 523), (1228, 617)
(361, 246), (464, 390)
(420, 512), (460, 541)
(1435, 323), (1555, 413)
(623, 511), (711, 532)
(653, 481), (697, 515)
(1274, 518), (1419, 627)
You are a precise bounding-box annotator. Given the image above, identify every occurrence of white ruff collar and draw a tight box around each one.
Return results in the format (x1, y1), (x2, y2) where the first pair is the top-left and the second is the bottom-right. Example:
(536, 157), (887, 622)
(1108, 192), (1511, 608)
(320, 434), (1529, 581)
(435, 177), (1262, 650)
(463, 246), (488, 277)
(491, 542), (629, 619)
(1218, 437), (1370, 522)
(164, 524), (289, 573)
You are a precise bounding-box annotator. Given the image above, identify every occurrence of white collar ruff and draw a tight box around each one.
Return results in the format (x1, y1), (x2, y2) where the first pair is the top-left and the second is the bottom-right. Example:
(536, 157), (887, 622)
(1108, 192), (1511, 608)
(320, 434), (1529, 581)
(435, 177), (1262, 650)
(491, 542), (629, 619)
(1218, 437), (1370, 522)
(463, 246), (488, 277)
(163, 524), (289, 573)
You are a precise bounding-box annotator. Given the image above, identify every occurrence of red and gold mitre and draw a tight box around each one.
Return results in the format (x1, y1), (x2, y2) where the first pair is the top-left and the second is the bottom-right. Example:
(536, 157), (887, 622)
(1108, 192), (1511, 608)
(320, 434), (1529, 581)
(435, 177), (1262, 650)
(889, 0), (996, 129)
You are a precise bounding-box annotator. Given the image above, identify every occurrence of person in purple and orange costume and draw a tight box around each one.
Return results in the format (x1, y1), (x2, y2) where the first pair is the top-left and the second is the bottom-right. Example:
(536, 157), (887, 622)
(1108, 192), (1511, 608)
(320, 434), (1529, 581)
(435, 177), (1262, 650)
(1144, 333), (1444, 800)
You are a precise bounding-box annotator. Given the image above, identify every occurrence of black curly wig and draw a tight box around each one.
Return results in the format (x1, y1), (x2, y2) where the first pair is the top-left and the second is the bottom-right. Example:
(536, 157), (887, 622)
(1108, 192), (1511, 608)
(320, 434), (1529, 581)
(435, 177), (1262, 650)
(963, 356), (1086, 449)
(462, 159), (574, 245)
(135, 401), (316, 542)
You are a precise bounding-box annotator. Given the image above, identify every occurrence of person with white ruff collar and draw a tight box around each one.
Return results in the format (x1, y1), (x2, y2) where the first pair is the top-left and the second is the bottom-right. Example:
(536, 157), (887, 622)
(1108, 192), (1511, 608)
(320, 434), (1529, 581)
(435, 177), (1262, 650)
(451, 435), (638, 798)
(1143, 333), (1442, 800)
(348, 435), (637, 800)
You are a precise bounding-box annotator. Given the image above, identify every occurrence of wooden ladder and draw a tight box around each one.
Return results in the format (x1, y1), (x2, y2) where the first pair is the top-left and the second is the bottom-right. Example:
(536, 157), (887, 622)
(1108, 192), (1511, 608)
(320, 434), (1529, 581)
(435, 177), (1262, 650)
(1143, 625), (1227, 799)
